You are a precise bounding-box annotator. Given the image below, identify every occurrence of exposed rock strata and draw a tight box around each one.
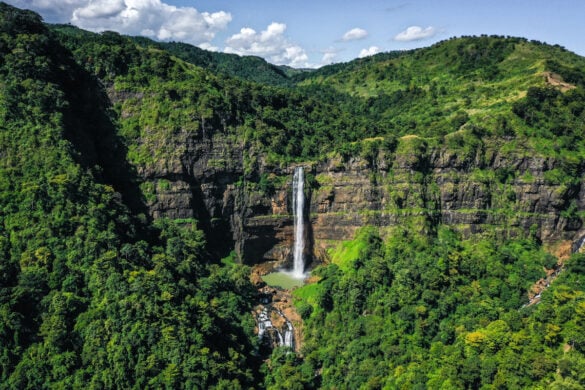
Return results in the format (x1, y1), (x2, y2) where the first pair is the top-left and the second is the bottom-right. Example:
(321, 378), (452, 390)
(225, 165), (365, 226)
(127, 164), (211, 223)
(122, 128), (584, 265)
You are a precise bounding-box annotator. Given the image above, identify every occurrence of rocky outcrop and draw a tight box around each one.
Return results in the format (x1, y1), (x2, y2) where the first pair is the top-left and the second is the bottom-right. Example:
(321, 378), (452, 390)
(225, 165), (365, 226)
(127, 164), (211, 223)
(126, 128), (584, 265)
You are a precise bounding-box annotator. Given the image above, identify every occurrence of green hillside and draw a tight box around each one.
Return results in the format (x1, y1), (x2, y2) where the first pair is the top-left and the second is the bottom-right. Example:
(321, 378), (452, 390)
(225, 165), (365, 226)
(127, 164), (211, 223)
(286, 228), (585, 388)
(50, 24), (298, 87)
(0, 4), (259, 388)
(48, 25), (585, 168)
(298, 35), (585, 140)
(1, 2), (585, 388)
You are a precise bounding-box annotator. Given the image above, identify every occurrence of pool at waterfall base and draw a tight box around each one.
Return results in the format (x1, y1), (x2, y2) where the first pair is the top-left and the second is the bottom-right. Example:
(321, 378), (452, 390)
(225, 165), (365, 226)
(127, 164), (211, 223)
(261, 271), (305, 290)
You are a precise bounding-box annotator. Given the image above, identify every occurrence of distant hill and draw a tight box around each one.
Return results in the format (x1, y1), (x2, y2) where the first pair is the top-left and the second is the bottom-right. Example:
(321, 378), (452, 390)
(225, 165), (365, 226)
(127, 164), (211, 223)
(50, 24), (303, 86)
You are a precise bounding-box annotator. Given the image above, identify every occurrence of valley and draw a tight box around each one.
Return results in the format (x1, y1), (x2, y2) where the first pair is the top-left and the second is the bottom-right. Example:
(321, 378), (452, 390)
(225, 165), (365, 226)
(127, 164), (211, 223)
(2, 2), (585, 388)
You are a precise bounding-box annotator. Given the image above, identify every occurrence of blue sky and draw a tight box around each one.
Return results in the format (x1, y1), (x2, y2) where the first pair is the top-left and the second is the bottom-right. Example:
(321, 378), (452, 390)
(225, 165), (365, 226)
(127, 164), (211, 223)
(7, 0), (585, 67)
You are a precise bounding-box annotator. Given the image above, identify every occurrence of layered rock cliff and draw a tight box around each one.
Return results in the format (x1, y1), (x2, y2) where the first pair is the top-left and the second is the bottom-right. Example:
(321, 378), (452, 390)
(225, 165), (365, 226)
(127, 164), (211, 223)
(121, 122), (584, 266)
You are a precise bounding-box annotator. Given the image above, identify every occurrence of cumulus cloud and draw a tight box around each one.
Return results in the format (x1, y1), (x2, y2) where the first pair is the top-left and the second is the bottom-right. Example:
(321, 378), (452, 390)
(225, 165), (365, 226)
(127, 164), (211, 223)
(321, 52), (337, 64)
(6, 0), (232, 47)
(73, 0), (125, 19)
(225, 22), (311, 68)
(394, 25), (436, 42)
(320, 47), (342, 65)
(342, 27), (368, 41)
(359, 46), (381, 58)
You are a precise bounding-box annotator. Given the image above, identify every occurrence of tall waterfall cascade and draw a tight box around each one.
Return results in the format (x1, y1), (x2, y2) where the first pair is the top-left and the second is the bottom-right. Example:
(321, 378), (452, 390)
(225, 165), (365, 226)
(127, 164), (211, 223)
(292, 167), (305, 278)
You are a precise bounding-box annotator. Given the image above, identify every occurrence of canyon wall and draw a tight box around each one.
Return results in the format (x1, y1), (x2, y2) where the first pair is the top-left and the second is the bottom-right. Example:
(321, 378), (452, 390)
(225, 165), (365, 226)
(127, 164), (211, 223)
(130, 130), (584, 266)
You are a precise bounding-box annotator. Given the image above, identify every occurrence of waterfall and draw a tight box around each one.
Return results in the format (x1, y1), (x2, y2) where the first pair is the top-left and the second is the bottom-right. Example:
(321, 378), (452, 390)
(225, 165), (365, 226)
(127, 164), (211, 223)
(257, 308), (271, 340)
(292, 167), (305, 278)
(283, 321), (294, 348)
(257, 307), (294, 350)
(575, 236), (585, 253)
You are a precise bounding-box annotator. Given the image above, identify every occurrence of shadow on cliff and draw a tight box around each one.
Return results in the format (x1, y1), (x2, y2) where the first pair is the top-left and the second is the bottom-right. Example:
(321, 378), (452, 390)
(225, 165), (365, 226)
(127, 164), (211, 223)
(185, 174), (236, 260)
(54, 43), (150, 232)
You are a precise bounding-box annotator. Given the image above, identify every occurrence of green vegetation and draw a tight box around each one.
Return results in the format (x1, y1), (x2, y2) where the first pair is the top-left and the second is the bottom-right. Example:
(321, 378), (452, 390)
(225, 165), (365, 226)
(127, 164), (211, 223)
(2, 2), (585, 388)
(285, 227), (585, 388)
(0, 4), (259, 388)
(262, 272), (305, 290)
(50, 24), (585, 176)
(129, 36), (297, 87)
(328, 227), (377, 272)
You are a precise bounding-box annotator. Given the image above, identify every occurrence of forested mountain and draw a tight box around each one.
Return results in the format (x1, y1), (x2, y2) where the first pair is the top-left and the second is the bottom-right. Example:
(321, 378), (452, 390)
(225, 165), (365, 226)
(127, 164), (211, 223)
(2, 2), (585, 388)
(50, 24), (301, 87)
(0, 4), (259, 388)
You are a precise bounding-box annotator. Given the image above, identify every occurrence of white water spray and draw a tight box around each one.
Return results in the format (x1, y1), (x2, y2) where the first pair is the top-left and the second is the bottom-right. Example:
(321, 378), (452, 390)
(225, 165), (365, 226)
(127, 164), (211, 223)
(292, 167), (305, 278)
(257, 307), (294, 350)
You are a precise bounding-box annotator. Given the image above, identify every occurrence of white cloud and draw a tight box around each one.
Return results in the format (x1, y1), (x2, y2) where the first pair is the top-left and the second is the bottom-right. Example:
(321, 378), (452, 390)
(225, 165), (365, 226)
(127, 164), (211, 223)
(342, 27), (368, 41)
(199, 42), (219, 52)
(359, 46), (381, 58)
(394, 25), (436, 42)
(6, 0), (232, 47)
(321, 52), (337, 65)
(225, 22), (312, 68)
(319, 47), (342, 65)
(73, 0), (125, 19)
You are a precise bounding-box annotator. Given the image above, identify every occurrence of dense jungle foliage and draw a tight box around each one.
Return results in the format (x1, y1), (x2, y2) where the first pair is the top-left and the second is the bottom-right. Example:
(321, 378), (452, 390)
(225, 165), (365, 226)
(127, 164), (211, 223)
(281, 228), (585, 389)
(2, 2), (585, 388)
(0, 4), (259, 388)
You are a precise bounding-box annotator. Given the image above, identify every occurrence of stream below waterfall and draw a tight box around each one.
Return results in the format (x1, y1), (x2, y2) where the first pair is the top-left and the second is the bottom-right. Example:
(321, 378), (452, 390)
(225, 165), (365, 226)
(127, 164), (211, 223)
(256, 305), (295, 350)
(523, 266), (564, 307)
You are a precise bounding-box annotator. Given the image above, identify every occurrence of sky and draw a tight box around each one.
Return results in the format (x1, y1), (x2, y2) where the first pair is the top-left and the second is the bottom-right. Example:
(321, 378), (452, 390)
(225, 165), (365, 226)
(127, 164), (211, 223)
(6, 0), (585, 68)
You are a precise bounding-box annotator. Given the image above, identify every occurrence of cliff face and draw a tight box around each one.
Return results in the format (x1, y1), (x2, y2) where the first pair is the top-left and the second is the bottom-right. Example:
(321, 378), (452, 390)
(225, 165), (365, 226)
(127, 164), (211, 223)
(128, 126), (583, 265)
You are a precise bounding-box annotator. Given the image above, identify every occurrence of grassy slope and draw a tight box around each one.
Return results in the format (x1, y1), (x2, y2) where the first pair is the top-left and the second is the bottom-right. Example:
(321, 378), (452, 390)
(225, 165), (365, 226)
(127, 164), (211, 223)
(298, 36), (585, 141)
